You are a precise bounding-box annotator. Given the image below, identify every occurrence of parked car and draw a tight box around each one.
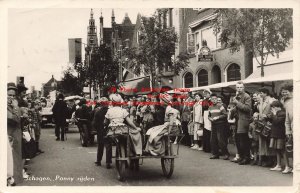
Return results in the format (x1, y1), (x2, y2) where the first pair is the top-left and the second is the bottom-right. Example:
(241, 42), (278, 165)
(40, 106), (54, 127)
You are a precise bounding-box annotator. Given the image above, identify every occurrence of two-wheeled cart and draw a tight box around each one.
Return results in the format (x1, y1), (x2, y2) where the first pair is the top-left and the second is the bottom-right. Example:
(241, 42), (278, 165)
(106, 124), (183, 181)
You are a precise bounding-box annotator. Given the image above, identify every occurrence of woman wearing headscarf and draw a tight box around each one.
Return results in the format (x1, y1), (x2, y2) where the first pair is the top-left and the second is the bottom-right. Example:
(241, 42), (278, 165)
(145, 93), (181, 156)
(105, 93), (143, 156)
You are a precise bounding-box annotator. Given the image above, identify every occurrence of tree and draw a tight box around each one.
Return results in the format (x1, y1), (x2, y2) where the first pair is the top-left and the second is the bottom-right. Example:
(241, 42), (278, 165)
(212, 9), (293, 77)
(60, 67), (83, 96)
(87, 44), (119, 94)
(124, 9), (189, 89)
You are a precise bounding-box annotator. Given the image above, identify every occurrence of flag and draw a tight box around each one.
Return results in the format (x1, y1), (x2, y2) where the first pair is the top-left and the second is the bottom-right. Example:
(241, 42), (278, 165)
(68, 38), (82, 63)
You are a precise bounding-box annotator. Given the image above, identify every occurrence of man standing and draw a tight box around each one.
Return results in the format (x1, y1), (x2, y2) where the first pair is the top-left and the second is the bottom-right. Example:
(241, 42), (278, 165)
(231, 81), (252, 165)
(52, 94), (68, 141)
(208, 94), (230, 159)
(93, 97), (112, 169)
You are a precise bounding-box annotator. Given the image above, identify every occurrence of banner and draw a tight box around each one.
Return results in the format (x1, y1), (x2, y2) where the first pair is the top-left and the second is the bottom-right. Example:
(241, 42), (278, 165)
(68, 38), (82, 63)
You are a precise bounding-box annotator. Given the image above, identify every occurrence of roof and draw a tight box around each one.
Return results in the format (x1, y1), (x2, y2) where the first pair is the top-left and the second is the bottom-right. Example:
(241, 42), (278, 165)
(189, 13), (217, 29)
(44, 76), (57, 87)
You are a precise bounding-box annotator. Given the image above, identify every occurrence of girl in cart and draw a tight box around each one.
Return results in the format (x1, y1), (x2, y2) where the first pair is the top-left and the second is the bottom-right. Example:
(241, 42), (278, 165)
(145, 93), (181, 156)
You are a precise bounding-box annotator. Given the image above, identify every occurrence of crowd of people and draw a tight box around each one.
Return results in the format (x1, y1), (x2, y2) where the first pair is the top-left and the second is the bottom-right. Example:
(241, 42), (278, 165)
(92, 81), (293, 174)
(7, 82), (45, 186)
(70, 81), (293, 174)
(7, 80), (293, 185)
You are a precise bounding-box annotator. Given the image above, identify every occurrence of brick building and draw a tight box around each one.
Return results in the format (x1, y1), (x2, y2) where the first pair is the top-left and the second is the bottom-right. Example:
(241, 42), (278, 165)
(171, 8), (253, 89)
(41, 75), (61, 97)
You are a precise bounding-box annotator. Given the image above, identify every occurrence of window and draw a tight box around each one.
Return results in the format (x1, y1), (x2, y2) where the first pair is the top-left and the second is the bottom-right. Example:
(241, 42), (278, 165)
(187, 33), (195, 54)
(184, 72), (193, 88)
(197, 69), (208, 86)
(200, 27), (221, 50)
(195, 32), (200, 53)
(227, 63), (241, 82)
(169, 8), (173, 27)
(211, 65), (221, 84)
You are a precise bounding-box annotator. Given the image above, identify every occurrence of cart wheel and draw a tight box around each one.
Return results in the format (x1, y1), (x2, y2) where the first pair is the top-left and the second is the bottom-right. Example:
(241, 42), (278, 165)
(80, 124), (88, 147)
(161, 158), (174, 178)
(116, 143), (126, 181)
(129, 159), (139, 171)
(89, 135), (95, 145)
(134, 159), (139, 171)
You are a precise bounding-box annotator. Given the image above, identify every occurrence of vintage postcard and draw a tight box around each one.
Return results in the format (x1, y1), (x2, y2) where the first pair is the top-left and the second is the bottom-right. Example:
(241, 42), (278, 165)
(0, 0), (299, 193)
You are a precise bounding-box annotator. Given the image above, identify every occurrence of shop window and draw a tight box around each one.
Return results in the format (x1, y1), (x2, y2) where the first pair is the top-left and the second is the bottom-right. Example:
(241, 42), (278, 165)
(197, 69), (208, 86)
(184, 72), (193, 88)
(211, 65), (221, 84)
(227, 63), (241, 82)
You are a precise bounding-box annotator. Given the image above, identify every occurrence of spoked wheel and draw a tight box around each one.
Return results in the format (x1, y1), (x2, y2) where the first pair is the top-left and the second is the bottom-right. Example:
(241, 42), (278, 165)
(161, 135), (174, 178)
(116, 142), (127, 181)
(89, 135), (95, 145)
(80, 124), (88, 147)
(161, 158), (174, 178)
(129, 159), (139, 171)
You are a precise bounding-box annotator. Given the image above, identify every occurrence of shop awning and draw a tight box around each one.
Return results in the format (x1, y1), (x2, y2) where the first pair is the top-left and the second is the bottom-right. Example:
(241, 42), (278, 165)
(118, 76), (151, 96)
(245, 61), (293, 83)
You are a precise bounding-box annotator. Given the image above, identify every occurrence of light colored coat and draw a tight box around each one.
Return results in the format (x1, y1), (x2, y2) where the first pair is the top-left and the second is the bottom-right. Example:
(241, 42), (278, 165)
(284, 97), (293, 135)
(193, 100), (203, 124)
(258, 96), (275, 122)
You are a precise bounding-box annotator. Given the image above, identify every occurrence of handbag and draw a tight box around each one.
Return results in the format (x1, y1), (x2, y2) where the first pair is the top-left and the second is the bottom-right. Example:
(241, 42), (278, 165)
(261, 122), (272, 138)
(23, 138), (37, 159)
(286, 136), (293, 153)
(188, 121), (194, 133)
(255, 122), (264, 134)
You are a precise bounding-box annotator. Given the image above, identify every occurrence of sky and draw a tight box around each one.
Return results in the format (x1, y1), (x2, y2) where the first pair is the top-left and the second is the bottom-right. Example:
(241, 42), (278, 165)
(8, 8), (156, 91)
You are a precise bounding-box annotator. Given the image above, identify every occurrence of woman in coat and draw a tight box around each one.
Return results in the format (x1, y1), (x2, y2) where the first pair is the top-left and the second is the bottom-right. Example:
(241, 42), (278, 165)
(257, 87), (276, 166)
(7, 82), (23, 185)
(191, 93), (203, 150)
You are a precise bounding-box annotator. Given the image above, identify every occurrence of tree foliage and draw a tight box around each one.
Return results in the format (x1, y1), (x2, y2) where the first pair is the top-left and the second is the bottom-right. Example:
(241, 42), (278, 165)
(124, 9), (189, 87)
(212, 8), (293, 76)
(88, 44), (119, 89)
(60, 67), (83, 96)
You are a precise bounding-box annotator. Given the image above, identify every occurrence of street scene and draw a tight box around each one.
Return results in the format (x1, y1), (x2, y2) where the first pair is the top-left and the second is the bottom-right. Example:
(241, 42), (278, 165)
(6, 8), (294, 186)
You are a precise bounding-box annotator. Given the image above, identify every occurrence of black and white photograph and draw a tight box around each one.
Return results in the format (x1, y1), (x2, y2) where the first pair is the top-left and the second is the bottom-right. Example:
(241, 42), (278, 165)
(1, 1), (300, 192)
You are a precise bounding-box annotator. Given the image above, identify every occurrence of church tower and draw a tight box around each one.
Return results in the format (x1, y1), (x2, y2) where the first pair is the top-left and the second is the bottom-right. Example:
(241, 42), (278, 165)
(87, 9), (98, 47)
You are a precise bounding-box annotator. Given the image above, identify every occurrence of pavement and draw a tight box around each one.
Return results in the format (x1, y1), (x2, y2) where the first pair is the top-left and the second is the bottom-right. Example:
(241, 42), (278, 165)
(20, 124), (293, 186)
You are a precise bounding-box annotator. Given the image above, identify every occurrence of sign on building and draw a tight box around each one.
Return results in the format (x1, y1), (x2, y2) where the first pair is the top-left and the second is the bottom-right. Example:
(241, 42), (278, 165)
(198, 45), (213, 62)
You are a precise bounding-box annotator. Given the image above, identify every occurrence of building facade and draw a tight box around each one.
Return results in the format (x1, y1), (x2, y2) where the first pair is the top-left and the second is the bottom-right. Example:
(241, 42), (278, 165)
(171, 8), (253, 89)
(84, 9), (137, 97)
(41, 75), (61, 97)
